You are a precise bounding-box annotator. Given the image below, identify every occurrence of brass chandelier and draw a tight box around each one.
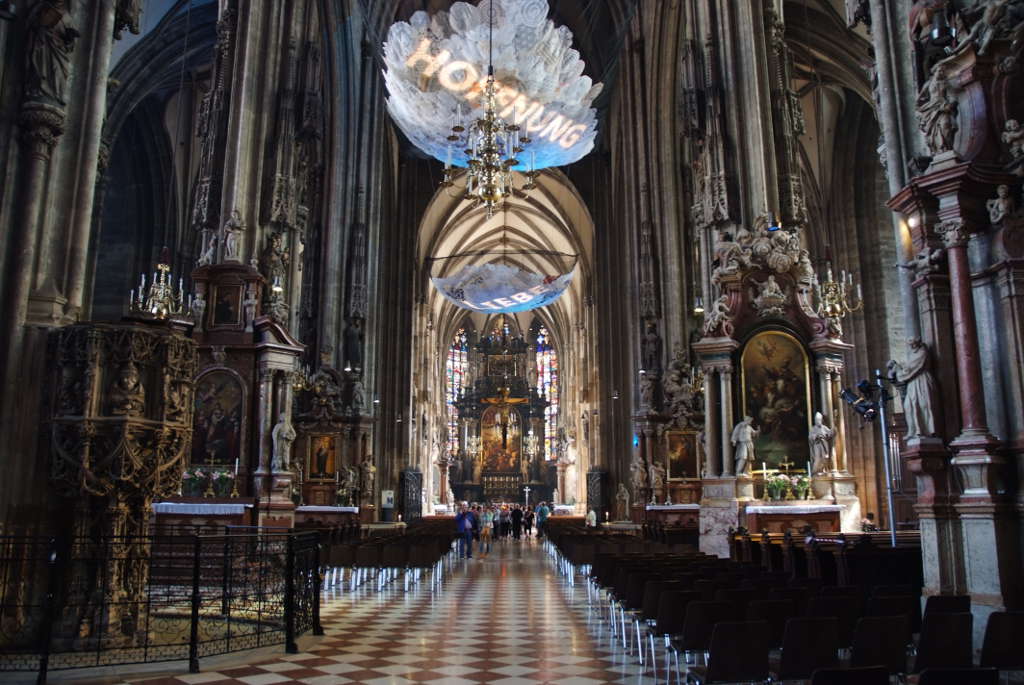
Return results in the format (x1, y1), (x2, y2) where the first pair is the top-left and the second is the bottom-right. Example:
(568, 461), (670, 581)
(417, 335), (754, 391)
(440, 2), (539, 218)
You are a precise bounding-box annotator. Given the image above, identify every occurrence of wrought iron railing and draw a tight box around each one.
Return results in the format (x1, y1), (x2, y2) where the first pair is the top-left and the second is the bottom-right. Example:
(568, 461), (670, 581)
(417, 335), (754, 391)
(0, 531), (323, 682)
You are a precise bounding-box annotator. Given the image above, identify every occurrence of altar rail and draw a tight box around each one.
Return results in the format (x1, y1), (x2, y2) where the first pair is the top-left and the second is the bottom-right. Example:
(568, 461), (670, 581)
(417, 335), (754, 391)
(729, 529), (922, 588)
(0, 531), (322, 682)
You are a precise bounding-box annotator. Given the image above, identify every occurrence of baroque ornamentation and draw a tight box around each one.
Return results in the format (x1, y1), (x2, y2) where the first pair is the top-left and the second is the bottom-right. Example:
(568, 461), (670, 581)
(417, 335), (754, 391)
(751, 275), (788, 318)
(916, 64), (959, 156)
(937, 218), (969, 248)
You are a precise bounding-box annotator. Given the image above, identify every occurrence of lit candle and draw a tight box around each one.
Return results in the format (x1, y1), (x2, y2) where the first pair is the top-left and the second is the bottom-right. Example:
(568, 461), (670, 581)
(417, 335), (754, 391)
(234, 458), (239, 476)
(129, 289), (135, 306)
(140, 273), (146, 290)
(762, 461), (767, 474)
(856, 283), (862, 300)
(457, 103), (463, 128)
(179, 277), (183, 293)
(530, 149), (536, 172)
(445, 144), (452, 170)
(807, 461), (811, 475)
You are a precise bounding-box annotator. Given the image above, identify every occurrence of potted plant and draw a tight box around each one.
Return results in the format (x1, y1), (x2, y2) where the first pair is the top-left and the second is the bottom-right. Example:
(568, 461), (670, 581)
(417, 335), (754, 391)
(212, 470), (235, 497)
(181, 468), (205, 497)
(793, 475), (811, 500)
(765, 474), (790, 501)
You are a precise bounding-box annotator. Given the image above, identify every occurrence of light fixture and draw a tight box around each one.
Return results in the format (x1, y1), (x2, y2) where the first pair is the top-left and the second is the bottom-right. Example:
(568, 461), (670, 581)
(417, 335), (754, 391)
(439, 1), (539, 218)
(128, 247), (192, 320)
(525, 430), (539, 457)
(272, 275), (284, 293)
(813, 262), (863, 334)
(693, 294), (705, 315)
(611, 390), (620, 401)
(767, 212), (781, 232)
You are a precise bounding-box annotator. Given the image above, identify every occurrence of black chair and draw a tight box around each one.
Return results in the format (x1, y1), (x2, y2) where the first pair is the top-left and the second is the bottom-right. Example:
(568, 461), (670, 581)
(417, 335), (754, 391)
(872, 583), (914, 596)
(913, 612), (973, 673)
(851, 614), (910, 674)
(671, 600), (735, 672)
(685, 620), (770, 684)
(806, 595), (862, 647)
(746, 598), (796, 649)
(714, 587), (759, 618)
(923, 594), (970, 617)
(810, 665), (889, 685)
(648, 590), (702, 680)
(918, 667), (999, 685)
(776, 616), (840, 681)
(980, 610), (1024, 671)
(866, 593), (921, 633)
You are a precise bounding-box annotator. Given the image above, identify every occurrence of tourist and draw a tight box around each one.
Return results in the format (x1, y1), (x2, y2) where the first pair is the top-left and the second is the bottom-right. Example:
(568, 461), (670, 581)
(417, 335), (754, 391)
(455, 505), (475, 559)
(535, 501), (550, 539)
(511, 503), (523, 539)
(479, 505), (494, 557)
(499, 505), (511, 538)
(524, 507), (534, 537)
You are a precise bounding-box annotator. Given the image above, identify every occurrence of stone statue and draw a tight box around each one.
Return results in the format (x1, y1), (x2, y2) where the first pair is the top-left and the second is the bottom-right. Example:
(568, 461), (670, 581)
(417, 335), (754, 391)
(731, 415), (759, 476)
(350, 379), (366, 415)
(197, 229), (217, 266)
(916, 65), (958, 155)
(703, 294), (733, 337)
(616, 482), (630, 521)
(955, 0), (1012, 56)
(887, 338), (939, 440)
(712, 232), (747, 280)
(110, 362), (145, 415)
(360, 455), (376, 500)
(808, 411), (836, 474)
(648, 460), (666, 499)
(222, 210), (244, 263)
(343, 318), (364, 370)
(24, 0), (79, 105)
(192, 291), (206, 330)
(242, 282), (258, 332)
(988, 184), (1017, 225)
(629, 452), (647, 500)
(260, 231), (290, 285)
(762, 275), (784, 299)
(271, 412), (296, 471)
(638, 371), (656, 409)
(641, 321), (662, 372)
(1003, 119), (1024, 159)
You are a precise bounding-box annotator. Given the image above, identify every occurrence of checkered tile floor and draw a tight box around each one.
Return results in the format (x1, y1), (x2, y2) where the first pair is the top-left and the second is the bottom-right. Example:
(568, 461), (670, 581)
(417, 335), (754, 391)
(84, 536), (652, 684)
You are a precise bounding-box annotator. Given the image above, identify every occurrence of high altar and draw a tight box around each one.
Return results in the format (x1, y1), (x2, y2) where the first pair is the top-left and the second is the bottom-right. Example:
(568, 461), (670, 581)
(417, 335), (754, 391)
(446, 326), (555, 505)
(691, 216), (861, 557)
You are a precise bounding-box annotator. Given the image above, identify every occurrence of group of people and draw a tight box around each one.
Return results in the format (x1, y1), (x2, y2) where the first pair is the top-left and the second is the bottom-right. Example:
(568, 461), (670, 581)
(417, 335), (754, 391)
(454, 502), (551, 559)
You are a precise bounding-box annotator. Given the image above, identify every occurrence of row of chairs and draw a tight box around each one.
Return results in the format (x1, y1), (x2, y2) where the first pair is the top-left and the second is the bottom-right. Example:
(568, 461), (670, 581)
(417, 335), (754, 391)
(546, 523), (1022, 684)
(321, 520), (459, 592)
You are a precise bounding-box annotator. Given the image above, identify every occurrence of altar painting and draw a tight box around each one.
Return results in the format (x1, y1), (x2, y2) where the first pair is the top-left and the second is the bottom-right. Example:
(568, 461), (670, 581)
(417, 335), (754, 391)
(481, 406), (522, 472)
(666, 431), (698, 480)
(308, 435), (338, 481)
(192, 371), (243, 465)
(740, 330), (811, 466)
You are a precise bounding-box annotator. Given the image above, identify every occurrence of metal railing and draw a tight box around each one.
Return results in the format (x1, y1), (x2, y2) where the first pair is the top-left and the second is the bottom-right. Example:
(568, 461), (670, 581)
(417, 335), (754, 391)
(0, 531), (323, 683)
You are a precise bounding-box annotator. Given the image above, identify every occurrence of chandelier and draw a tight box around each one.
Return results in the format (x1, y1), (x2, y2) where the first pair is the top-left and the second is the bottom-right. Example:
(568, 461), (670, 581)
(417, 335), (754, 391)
(128, 248), (192, 320)
(525, 429), (539, 457)
(813, 262), (863, 335)
(439, 1), (539, 218)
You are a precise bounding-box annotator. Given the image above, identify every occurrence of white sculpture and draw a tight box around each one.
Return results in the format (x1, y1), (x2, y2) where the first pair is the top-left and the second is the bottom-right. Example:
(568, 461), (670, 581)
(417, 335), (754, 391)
(887, 338), (939, 440)
(197, 229), (217, 266)
(731, 415), (759, 476)
(616, 482), (630, 521)
(629, 452), (647, 500)
(222, 209), (244, 263)
(987, 184), (1017, 225)
(271, 411), (296, 471)
(648, 460), (666, 498)
(808, 411), (836, 474)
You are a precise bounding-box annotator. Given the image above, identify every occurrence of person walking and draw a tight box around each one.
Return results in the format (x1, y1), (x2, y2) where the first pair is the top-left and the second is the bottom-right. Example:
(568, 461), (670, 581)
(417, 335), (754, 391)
(479, 506), (494, 557)
(455, 505), (476, 558)
(535, 501), (550, 539)
(523, 508), (534, 537)
(499, 505), (511, 539)
(511, 504), (523, 539)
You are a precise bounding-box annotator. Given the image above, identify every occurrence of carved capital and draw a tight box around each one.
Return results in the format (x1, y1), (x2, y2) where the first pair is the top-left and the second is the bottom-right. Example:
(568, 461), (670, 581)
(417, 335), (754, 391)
(18, 102), (65, 159)
(937, 218), (969, 248)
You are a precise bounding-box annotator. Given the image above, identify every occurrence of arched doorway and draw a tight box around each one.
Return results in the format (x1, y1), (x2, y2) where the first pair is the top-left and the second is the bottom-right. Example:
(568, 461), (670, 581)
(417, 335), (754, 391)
(410, 169), (597, 511)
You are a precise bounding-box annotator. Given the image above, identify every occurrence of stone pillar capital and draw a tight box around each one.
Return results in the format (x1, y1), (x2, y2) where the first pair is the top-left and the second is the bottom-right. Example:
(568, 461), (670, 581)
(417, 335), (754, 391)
(18, 102), (66, 159)
(937, 218), (969, 249)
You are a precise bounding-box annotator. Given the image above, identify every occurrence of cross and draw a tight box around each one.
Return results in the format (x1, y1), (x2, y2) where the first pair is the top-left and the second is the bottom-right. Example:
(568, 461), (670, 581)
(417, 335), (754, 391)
(523, 485), (531, 507)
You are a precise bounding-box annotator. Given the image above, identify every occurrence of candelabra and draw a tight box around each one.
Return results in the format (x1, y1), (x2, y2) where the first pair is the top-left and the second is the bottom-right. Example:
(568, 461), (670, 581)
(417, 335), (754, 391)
(467, 435), (481, 457)
(438, 2), (539, 218)
(128, 247), (192, 320)
(525, 429), (539, 457)
(813, 263), (863, 335)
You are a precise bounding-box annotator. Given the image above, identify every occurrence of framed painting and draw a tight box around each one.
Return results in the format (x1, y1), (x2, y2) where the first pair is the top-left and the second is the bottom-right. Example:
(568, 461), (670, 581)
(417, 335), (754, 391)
(480, 406), (522, 473)
(308, 434), (338, 481)
(740, 330), (812, 467)
(212, 284), (242, 327)
(666, 430), (698, 480)
(192, 370), (243, 465)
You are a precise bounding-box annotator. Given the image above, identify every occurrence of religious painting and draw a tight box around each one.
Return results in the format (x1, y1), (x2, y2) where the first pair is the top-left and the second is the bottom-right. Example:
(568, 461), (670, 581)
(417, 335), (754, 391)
(308, 435), (337, 481)
(740, 330), (812, 467)
(191, 371), (243, 466)
(212, 284), (241, 327)
(666, 430), (698, 480)
(480, 406), (522, 473)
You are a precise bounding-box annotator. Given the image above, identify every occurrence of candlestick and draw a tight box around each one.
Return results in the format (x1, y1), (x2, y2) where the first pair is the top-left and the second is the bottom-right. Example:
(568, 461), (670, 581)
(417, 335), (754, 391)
(762, 461), (767, 474)
(807, 461), (811, 476)
(234, 458), (239, 476)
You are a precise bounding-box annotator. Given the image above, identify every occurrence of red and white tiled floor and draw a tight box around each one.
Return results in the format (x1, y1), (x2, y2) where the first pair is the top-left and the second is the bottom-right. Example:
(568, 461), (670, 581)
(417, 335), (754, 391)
(78, 536), (649, 685)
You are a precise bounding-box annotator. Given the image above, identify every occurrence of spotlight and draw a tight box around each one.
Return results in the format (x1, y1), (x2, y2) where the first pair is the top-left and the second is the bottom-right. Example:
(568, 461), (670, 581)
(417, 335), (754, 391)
(767, 213), (781, 232)
(693, 295), (704, 315)
(272, 275), (284, 293)
(840, 384), (878, 424)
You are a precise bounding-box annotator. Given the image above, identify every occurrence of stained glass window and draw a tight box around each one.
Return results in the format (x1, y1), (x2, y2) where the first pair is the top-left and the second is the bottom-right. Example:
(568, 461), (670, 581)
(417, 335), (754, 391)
(446, 328), (469, 456)
(535, 325), (559, 461)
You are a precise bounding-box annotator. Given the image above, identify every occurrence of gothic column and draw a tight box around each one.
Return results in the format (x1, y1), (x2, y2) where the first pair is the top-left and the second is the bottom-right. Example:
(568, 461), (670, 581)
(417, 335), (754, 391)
(254, 368), (274, 492)
(703, 367), (720, 477)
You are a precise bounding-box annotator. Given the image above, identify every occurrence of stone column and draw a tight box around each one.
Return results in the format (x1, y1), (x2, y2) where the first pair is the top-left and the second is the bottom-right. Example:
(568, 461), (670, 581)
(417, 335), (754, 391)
(254, 368), (274, 480)
(720, 367), (735, 476)
(703, 367), (720, 477)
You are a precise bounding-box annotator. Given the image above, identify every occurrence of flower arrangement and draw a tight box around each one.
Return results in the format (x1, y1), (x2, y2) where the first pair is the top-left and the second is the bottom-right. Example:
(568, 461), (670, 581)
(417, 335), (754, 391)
(181, 467), (235, 497)
(211, 470), (235, 497)
(765, 474), (791, 501)
(792, 475), (811, 500)
(181, 467), (206, 497)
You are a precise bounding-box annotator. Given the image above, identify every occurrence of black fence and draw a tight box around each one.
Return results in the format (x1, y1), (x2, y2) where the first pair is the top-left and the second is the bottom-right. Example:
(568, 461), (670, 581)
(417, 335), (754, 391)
(0, 532), (323, 682)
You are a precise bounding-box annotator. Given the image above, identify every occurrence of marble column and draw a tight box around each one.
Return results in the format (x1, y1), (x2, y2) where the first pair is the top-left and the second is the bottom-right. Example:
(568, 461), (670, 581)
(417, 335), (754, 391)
(720, 367), (735, 476)
(703, 367), (720, 477)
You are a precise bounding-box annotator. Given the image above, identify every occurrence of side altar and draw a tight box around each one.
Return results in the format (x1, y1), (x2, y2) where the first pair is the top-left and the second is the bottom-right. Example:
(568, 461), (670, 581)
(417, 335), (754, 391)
(694, 215), (862, 557)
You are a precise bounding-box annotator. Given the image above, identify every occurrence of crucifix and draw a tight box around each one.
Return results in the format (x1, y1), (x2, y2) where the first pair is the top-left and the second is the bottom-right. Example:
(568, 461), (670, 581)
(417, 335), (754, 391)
(523, 485), (531, 507)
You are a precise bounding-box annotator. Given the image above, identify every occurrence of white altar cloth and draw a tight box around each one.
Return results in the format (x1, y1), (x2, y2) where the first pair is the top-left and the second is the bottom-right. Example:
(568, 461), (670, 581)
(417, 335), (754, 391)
(552, 505), (574, 515)
(153, 502), (252, 515)
(646, 504), (700, 511)
(745, 504), (842, 514)
(295, 506), (358, 514)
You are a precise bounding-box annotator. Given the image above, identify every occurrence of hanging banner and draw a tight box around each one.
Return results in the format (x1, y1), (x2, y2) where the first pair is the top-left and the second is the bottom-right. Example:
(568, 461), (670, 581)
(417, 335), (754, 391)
(431, 262), (575, 313)
(382, 0), (602, 171)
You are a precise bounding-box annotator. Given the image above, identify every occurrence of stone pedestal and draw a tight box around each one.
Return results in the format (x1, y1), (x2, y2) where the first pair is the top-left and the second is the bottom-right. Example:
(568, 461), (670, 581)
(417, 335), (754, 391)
(586, 468), (608, 518)
(630, 503), (645, 524)
(699, 477), (742, 558)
